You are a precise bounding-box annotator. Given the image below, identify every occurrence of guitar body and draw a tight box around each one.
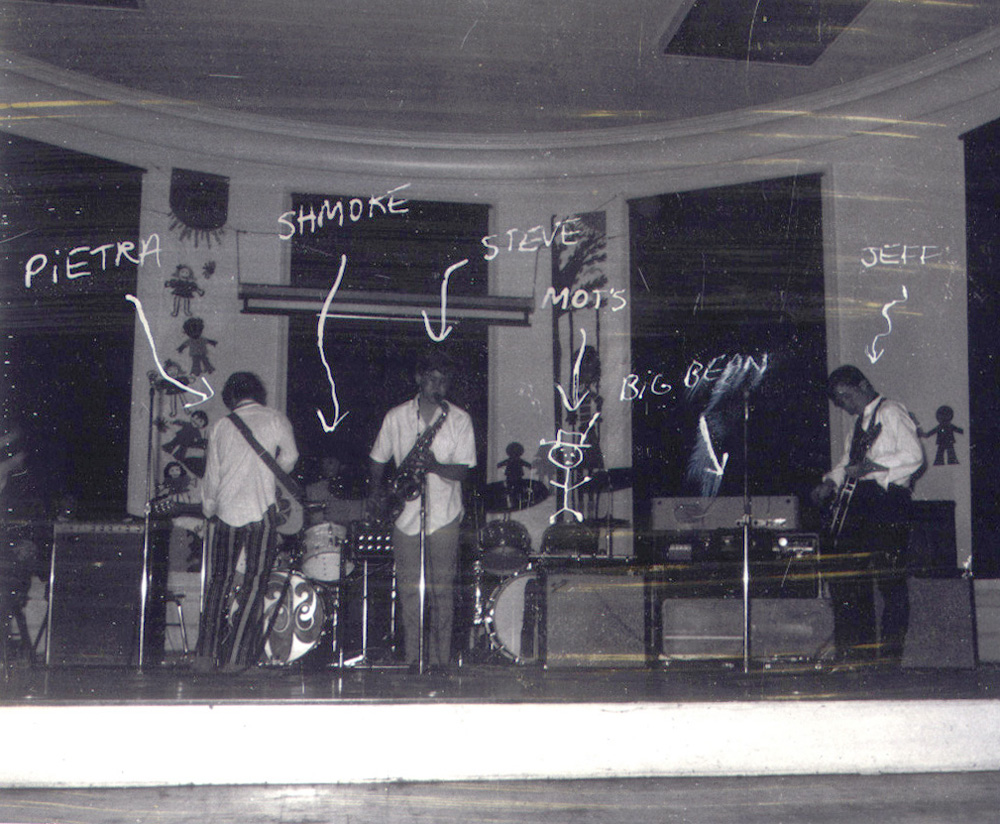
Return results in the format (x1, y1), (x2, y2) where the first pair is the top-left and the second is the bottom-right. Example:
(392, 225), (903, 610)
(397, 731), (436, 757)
(275, 481), (304, 535)
(824, 406), (884, 544)
(825, 476), (857, 543)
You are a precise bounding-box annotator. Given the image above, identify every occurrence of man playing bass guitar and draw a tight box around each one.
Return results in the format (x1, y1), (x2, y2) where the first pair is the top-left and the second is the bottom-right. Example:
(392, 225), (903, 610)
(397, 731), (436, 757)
(811, 365), (924, 665)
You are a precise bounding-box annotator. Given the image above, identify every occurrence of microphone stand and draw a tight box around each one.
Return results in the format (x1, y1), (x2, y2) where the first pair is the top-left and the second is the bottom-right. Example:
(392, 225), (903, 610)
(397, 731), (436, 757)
(740, 389), (753, 675)
(418, 474), (428, 675)
(138, 379), (157, 670)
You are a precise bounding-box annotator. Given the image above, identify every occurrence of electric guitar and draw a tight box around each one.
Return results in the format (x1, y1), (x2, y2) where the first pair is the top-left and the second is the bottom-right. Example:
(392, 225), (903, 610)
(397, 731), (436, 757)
(274, 481), (304, 536)
(825, 410), (883, 542)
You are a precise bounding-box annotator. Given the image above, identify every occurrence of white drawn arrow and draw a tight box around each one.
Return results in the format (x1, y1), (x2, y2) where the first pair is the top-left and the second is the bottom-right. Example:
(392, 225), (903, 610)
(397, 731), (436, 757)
(555, 328), (591, 413)
(699, 413), (729, 477)
(422, 258), (468, 342)
(316, 255), (350, 433)
(126, 295), (213, 408)
(865, 285), (909, 364)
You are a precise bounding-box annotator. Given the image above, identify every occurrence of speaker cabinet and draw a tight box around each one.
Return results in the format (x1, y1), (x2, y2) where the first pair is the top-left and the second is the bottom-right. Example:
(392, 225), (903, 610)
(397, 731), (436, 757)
(543, 570), (646, 668)
(901, 576), (975, 669)
(907, 501), (957, 574)
(47, 523), (145, 667)
(659, 598), (834, 661)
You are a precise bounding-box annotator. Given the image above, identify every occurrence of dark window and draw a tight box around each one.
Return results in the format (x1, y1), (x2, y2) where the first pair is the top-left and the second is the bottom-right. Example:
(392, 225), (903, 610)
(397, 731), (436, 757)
(285, 193), (490, 490)
(1, 134), (142, 517)
(288, 193), (489, 298)
(963, 118), (1000, 577)
(628, 174), (828, 526)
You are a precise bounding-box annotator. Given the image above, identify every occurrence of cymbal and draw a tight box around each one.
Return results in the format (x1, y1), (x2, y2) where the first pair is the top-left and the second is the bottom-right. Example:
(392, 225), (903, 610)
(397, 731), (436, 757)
(481, 480), (549, 513)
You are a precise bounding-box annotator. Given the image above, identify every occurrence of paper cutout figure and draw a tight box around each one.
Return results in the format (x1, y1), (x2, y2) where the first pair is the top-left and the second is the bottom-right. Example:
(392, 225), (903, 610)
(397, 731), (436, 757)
(920, 404), (964, 465)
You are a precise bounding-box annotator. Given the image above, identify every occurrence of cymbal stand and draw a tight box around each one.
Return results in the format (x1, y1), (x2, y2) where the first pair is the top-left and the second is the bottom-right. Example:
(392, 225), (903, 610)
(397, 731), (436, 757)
(340, 557), (372, 668)
(466, 557), (490, 658)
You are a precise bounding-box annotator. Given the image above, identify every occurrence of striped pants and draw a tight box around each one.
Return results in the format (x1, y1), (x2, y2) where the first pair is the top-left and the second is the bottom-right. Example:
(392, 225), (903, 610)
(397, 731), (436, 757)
(196, 507), (279, 669)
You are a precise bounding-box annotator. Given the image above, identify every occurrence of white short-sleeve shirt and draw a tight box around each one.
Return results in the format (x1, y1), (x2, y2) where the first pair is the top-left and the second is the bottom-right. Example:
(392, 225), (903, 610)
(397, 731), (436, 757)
(370, 397), (476, 535)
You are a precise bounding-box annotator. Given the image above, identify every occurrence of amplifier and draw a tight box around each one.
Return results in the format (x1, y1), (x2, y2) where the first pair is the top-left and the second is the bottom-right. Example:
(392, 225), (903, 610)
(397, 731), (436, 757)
(654, 530), (818, 563)
(347, 520), (394, 561)
(651, 496), (799, 532)
(47, 522), (146, 666)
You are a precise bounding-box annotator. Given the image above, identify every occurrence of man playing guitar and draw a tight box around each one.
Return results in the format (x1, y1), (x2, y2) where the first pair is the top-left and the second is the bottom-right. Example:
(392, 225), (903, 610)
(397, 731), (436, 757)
(197, 372), (299, 672)
(811, 365), (924, 665)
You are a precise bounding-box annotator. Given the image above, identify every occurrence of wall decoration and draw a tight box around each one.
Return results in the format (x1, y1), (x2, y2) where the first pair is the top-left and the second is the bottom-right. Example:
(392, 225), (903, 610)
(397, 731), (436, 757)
(161, 409), (209, 478)
(920, 404), (964, 465)
(177, 317), (217, 376)
(168, 167), (229, 247)
(164, 264), (205, 317)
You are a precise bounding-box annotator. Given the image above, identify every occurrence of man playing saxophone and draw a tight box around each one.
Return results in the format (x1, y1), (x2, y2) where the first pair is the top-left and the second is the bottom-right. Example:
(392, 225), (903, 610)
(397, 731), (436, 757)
(369, 351), (476, 671)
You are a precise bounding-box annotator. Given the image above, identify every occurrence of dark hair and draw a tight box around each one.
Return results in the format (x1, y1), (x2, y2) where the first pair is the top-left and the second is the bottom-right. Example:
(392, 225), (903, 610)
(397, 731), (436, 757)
(827, 365), (871, 397)
(222, 372), (267, 409)
(416, 349), (455, 378)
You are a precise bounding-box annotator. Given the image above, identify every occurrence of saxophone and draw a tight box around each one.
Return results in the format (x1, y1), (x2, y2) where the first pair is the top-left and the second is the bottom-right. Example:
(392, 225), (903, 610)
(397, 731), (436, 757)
(381, 401), (449, 522)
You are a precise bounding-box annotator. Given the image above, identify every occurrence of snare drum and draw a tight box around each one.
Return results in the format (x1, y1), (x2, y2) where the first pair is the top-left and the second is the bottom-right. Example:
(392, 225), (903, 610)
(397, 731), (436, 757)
(262, 571), (325, 665)
(485, 570), (543, 664)
(301, 522), (348, 582)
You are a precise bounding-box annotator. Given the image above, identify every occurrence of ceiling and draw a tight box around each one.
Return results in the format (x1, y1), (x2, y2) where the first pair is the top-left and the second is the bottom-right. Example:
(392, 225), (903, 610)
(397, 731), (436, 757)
(2, 0), (1000, 136)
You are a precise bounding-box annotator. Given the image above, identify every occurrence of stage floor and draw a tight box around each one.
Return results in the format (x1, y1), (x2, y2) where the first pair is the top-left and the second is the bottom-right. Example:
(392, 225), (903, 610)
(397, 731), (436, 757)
(3, 657), (1000, 704)
(3, 660), (1000, 821)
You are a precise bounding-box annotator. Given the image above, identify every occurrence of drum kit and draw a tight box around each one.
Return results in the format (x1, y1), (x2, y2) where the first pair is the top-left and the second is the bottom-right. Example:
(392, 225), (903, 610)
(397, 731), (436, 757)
(472, 474), (632, 664)
(261, 517), (352, 666)
(260, 470), (632, 668)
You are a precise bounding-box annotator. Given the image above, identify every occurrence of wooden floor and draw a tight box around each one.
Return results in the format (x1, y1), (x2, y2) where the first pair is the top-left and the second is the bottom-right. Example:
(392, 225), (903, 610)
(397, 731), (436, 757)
(0, 772), (998, 823)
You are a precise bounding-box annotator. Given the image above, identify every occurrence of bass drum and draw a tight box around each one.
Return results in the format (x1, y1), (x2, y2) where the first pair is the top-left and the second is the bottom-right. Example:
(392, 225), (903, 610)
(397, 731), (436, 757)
(485, 570), (543, 664)
(262, 571), (326, 665)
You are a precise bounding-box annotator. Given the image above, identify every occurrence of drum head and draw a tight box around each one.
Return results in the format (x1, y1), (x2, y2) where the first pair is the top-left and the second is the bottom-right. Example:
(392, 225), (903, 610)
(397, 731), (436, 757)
(262, 572), (325, 665)
(485, 571), (541, 664)
(302, 522), (348, 581)
(479, 519), (530, 576)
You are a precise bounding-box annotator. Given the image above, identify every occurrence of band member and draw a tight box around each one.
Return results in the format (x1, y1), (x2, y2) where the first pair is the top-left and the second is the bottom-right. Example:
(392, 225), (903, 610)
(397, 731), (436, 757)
(811, 365), (924, 664)
(369, 352), (476, 671)
(196, 372), (299, 672)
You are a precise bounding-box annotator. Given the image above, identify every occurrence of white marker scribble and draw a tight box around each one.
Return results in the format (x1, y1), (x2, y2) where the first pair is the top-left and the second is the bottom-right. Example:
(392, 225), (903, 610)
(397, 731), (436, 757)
(422, 258), (467, 343)
(316, 255), (350, 433)
(126, 294), (213, 408)
(555, 328), (590, 413)
(865, 285), (909, 364)
(698, 413), (729, 477)
(541, 413), (600, 524)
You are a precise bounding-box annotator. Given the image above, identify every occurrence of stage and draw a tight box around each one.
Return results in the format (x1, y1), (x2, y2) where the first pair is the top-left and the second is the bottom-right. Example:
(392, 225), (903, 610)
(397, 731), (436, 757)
(2, 659), (1000, 822)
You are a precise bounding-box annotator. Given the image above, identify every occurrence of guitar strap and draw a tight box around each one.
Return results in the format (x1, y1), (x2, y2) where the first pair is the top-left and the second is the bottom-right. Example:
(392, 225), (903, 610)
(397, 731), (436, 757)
(849, 398), (886, 464)
(226, 412), (304, 502)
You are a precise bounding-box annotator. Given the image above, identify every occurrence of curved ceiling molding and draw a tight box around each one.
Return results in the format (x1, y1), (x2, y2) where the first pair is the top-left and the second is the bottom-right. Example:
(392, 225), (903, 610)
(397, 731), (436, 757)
(3, 28), (1000, 184)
